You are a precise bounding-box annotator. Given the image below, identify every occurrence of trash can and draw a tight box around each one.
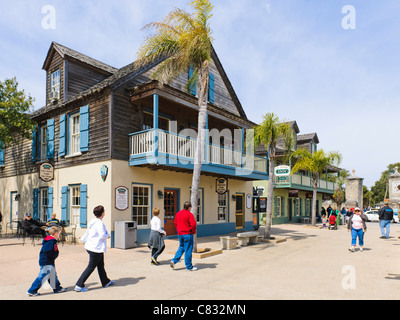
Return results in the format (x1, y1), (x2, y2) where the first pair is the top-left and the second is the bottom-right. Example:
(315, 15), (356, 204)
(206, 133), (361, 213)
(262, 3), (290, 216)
(114, 221), (137, 249)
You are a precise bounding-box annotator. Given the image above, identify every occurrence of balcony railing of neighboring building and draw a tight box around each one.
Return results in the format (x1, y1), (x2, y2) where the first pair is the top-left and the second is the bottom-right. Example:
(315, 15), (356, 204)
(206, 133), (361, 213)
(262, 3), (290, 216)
(129, 128), (268, 179)
(274, 172), (337, 192)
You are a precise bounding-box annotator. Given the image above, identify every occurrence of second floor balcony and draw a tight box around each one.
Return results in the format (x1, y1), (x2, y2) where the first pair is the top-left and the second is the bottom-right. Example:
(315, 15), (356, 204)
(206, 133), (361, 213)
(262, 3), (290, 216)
(129, 128), (269, 180)
(274, 172), (337, 193)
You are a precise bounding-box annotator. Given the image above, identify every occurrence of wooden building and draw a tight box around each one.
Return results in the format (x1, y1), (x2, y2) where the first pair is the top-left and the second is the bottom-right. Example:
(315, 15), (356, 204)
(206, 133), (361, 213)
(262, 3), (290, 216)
(0, 42), (268, 245)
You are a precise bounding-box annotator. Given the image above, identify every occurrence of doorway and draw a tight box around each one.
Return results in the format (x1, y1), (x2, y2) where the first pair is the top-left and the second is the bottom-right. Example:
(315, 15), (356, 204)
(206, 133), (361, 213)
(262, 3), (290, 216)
(235, 193), (245, 229)
(10, 192), (19, 229)
(164, 189), (179, 236)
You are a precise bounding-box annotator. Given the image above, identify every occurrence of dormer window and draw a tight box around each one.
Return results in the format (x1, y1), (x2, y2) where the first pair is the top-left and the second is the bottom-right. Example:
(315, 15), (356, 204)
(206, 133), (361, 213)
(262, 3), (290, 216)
(50, 69), (60, 100)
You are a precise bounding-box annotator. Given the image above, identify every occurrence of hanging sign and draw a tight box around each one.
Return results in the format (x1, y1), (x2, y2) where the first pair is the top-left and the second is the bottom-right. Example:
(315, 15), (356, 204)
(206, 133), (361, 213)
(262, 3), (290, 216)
(216, 177), (228, 195)
(39, 162), (54, 182)
(274, 165), (291, 176)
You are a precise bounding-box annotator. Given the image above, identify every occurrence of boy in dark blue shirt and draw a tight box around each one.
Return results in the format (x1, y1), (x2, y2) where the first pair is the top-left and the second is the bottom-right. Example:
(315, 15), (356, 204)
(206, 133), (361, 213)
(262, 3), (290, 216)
(27, 226), (66, 296)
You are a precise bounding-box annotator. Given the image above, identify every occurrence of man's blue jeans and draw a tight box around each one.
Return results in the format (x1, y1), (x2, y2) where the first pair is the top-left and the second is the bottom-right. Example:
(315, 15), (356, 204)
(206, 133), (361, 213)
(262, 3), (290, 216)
(172, 234), (194, 270)
(351, 228), (364, 246)
(380, 220), (391, 237)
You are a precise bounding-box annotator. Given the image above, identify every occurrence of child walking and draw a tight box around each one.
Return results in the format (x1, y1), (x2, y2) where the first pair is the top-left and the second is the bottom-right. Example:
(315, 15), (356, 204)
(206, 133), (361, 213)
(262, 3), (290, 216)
(321, 213), (327, 228)
(27, 226), (66, 296)
(148, 208), (166, 265)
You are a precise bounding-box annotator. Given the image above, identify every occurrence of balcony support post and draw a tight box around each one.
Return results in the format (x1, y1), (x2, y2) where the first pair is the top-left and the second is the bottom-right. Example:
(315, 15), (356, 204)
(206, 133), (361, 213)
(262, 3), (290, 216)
(153, 94), (159, 158)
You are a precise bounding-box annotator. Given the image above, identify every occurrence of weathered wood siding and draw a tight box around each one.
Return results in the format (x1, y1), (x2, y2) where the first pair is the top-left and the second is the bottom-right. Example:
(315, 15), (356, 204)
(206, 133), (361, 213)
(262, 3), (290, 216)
(46, 51), (64, 105)
(143, 59), (241, 117)
(66, 60), (111, 100)
(0, 92), (111, 179)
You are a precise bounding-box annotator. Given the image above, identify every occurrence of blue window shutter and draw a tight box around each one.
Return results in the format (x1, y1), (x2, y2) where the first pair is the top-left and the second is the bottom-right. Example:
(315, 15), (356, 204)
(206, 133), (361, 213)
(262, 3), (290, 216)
(59, 115), (66, 157)
(281, 196), (285, 216)
(274, 197), (277, 216)
(188, 66), (197, 96)
(0, 143), (4, 166)
(31, 126), (37, 162)
(61, 186), (68, 225)
(80, 105), (89, 152)
(47, 118), (55, 159)
(47, 187), (53, 217)
(33, 188), (39, 220)
(80, 184), (88, 228)
(208, 73), (215, 104)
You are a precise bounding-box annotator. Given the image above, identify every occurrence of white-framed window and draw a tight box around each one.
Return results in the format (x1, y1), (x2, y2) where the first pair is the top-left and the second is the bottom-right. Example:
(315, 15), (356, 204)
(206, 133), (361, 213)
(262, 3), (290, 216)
(132, 184), (150, 226)
(70, 186), (81, 226)
(40, 125), (48, 161)
(50, 69), (60, 96)
(218, 193), (227, 222)
(39, 188), (48, 222)
(69, 113), (80, 155)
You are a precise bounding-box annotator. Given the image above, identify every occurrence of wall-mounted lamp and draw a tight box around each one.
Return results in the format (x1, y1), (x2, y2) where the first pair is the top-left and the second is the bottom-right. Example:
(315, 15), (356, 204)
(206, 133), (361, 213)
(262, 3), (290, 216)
(158, 190), (164, 199)
(232, 195), (236, 201)
(15, 194), (21, 201)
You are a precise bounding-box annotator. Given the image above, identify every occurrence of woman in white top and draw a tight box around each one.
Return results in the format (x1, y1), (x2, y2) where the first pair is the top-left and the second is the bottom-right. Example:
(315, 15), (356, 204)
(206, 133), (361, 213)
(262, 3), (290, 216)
(148, 208), (166, 265)
(75, 205), (114, 292)
(347, 207), (368, 252)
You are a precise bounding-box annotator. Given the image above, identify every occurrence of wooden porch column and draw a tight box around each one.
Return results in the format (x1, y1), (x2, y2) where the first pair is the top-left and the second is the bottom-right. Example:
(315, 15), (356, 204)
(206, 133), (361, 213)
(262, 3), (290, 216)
(153, 94), (159, 158)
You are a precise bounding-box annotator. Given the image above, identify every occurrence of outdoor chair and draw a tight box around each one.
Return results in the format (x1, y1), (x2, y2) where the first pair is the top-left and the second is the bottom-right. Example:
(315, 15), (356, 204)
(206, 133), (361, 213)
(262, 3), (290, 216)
(17, 221), (44, 246)
(60, 224), (77, 245)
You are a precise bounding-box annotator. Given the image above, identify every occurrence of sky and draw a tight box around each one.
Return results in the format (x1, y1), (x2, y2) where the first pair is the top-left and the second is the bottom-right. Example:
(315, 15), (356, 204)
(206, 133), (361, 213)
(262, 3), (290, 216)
(0, 0), (399, 188)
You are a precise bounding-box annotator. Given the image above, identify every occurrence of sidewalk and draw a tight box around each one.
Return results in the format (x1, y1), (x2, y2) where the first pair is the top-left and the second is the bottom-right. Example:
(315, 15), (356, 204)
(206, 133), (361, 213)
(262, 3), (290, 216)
(1, 222), (400, 300)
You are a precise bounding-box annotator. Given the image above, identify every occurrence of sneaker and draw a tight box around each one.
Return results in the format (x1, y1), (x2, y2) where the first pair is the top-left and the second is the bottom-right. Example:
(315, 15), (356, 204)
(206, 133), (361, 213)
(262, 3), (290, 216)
(170, 261), (175, 269)
(348, 248), (355, 253)
(27, 291), (40, 297)
(54, 287), (67, 293)
(151, 257), (159, 265)
(74, 285), (89, 292)
(359, 247), (363, 252)
(187, 267), (198, 271)
(105, 280), (115, 288)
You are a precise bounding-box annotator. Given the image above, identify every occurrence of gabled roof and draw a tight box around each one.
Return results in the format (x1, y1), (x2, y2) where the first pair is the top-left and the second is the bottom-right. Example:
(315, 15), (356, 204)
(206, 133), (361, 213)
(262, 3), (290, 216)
(42, 42), (118, 74)
(297, 132), (319, 144)
(34, 42), (249, 123)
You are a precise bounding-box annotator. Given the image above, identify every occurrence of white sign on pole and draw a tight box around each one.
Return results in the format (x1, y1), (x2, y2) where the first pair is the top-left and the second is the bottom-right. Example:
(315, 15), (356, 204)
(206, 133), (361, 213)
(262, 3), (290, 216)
(274, 165), (291, 176)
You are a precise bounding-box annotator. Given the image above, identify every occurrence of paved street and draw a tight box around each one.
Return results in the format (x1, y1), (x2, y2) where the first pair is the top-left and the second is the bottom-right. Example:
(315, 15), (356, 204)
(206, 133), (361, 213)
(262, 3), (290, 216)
(1, 222), (400, 300)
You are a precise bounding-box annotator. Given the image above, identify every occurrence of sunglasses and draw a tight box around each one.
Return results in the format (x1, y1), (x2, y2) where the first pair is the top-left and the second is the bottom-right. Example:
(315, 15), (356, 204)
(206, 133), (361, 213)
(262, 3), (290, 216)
(354, 210), (361, 212)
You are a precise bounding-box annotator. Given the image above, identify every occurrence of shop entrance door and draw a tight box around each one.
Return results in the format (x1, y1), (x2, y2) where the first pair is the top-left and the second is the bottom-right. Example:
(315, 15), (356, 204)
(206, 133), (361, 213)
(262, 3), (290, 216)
(164, 189), (178, 236)
(235, 193), (245, 229)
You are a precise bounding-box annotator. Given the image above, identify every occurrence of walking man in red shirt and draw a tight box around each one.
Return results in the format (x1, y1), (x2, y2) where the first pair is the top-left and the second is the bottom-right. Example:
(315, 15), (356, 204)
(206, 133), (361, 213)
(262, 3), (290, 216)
(170, 201), (198, 271)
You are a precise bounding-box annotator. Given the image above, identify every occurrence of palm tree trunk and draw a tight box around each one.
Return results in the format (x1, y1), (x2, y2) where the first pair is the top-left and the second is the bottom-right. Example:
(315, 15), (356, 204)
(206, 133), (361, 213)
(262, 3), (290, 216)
(190, 63), (209, 252)
(312, 174), (318, 226)
(264, 153), (275, 239)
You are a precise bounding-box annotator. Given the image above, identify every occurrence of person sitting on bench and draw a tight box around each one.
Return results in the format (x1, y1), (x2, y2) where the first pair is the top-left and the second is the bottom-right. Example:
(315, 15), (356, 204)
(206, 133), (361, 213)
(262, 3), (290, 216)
(21, 213), (46, 238)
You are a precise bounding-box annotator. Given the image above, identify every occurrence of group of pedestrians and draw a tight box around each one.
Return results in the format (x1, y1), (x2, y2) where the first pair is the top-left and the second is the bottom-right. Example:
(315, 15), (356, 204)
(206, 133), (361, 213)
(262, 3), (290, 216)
(27, 205), (114, 296)
(347, 203), (394, 253)
(26, 201), (198, 296)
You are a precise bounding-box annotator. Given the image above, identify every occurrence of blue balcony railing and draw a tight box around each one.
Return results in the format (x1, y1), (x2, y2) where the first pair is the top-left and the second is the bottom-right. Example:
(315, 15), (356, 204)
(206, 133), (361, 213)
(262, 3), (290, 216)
(129, 129), (268, 180)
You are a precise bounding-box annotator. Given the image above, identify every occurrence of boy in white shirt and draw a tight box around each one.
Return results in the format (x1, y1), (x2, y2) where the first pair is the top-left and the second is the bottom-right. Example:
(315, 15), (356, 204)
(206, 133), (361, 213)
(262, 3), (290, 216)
(148, 208), (166, 265)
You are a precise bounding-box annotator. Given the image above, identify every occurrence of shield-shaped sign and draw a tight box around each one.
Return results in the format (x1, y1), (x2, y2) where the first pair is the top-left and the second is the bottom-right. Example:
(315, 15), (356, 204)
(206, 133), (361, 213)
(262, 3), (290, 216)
(100, 165), (108, 182)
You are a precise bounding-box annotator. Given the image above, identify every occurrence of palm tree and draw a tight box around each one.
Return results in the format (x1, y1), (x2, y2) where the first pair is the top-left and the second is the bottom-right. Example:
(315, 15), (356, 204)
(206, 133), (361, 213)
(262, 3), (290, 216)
(135, 0), (214, 250)
(254, 113), (295, 239)
(291, 149), (342, 226)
